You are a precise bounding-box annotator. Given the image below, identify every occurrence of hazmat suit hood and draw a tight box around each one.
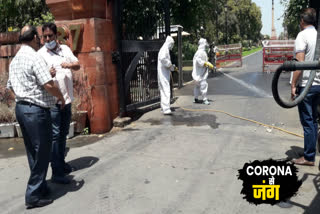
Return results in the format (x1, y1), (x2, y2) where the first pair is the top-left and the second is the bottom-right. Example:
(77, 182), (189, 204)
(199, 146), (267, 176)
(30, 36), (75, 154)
(198, 38), (208, 51)
(164, 36), (175, 50)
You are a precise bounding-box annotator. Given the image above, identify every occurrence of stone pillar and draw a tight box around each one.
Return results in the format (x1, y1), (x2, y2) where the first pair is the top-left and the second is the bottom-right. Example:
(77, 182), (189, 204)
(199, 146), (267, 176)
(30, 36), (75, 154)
(46, 0), (119, 133)
(271, 0), (277, 40)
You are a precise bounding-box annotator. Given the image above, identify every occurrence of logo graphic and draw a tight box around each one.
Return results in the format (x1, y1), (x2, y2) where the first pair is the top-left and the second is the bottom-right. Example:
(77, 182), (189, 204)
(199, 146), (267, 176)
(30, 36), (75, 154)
(237, 159), (302, 205)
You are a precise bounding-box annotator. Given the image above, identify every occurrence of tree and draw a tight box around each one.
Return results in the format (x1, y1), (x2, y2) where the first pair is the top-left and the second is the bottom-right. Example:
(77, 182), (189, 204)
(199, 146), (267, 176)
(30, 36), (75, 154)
(278, 32), (285, 40)
(0, 0), (53, 32)
(121, 0), (262, 46)
(202, 0), (262, 44)
(281, 0), (311, 39)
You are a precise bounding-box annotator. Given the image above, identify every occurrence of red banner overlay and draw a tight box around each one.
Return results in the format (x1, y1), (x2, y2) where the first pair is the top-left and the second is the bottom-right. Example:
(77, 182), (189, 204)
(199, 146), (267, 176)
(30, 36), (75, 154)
(262, 40), (295, 72)
(216, 43), (242, 68)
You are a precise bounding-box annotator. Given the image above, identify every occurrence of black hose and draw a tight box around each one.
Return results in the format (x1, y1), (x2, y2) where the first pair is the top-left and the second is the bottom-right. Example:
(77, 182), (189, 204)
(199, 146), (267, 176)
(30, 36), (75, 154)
(272, 63), (318, 108)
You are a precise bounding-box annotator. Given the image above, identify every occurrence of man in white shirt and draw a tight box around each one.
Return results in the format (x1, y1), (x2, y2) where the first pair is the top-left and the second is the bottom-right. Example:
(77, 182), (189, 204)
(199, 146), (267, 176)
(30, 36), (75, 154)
(38, 23), (80, 184)
(291, 8), (319, 166)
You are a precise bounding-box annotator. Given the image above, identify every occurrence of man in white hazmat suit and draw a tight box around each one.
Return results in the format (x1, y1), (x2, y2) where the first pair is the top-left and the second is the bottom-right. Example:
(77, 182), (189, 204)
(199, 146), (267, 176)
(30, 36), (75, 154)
(158, 36), (175, 115)
(192, 38), (214, 105)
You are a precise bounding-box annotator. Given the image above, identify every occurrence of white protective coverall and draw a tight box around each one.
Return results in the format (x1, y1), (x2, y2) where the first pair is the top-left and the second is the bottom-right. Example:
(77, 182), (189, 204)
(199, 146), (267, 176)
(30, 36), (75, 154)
(157, 36), (175, 114)
(192, 38), (209, 101)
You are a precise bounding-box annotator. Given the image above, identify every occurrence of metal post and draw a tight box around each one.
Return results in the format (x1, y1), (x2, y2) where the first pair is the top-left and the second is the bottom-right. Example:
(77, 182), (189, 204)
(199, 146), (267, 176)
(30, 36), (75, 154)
(113, 0), (126, 117)
(178, 26), (183, 88)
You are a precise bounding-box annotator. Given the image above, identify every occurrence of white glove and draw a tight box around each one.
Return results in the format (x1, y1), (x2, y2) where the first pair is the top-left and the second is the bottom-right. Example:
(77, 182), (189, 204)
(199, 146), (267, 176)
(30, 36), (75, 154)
(170, 64), (176, 71)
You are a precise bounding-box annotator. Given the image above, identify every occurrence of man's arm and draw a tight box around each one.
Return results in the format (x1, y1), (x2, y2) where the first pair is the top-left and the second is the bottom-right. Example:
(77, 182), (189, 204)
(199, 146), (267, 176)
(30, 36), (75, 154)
(61, 61), (80, 70)
(291, 52), (305, 99)
(43, 80), (65, 108)
(61, 46), (81, 70)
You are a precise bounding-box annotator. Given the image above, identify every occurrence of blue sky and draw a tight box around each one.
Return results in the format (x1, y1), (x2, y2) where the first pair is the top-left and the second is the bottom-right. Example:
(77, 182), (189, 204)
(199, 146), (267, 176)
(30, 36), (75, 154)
(252, 0), (285, 36)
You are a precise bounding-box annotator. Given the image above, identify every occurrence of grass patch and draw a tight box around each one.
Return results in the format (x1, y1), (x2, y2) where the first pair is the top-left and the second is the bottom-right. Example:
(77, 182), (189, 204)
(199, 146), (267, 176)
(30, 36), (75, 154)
(242, 47), (262, 57)
(182, 66), (193, 71)
(182, 47), (262, 70)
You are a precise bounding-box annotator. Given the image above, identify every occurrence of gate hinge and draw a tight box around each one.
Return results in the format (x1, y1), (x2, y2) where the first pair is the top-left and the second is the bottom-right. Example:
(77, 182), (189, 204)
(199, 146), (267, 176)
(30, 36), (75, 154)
(112, 51), (121, 64)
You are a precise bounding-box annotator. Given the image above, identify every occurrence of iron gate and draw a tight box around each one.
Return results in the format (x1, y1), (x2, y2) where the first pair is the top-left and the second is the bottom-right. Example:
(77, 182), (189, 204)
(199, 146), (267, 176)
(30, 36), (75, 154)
(115, 0), (171, 113)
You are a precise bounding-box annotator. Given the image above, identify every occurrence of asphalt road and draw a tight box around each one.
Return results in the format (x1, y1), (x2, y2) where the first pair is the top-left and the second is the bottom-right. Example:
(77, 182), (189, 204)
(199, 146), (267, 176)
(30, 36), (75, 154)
(1, 51), (320, 214)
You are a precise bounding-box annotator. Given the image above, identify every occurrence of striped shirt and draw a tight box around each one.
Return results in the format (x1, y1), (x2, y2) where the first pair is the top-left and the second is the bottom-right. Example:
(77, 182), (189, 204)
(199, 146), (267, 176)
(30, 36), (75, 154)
(7, 45), (56, 108)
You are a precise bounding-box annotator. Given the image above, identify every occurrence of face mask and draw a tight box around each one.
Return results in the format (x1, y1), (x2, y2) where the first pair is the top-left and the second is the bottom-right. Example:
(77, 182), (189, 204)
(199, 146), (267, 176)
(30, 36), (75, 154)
(45, 40), (57, 50)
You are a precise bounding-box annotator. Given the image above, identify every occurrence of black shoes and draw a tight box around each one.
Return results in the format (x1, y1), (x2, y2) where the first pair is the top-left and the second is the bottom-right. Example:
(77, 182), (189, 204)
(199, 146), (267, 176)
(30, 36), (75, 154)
(193, 98), (201, 103)
(26, 199), (53, 209)
(64, 163), (73, 175)
(51, 176), (71, 184)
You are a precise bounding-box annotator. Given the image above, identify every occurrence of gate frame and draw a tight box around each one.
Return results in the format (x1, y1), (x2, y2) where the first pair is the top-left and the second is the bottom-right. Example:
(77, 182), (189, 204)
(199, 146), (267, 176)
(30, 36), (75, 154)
(114, 0), (171, 115)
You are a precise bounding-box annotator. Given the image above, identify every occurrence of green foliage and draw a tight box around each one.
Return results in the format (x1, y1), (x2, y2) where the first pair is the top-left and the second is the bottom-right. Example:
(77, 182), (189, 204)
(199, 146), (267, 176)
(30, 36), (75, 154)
(170, 0), (212, 38)
(0, 0), (54, 32)
(122, 0), (162, 39)
(182, 40), (198, 60)
(242, 46), (262, 57)
(281, 0), (309, 39)
(122, 0), (262, 45)
(229, 0), (262, 43)
(27, 12), (54, 27)
(263, 34), (270, 40)
(82, 127), (89, 135)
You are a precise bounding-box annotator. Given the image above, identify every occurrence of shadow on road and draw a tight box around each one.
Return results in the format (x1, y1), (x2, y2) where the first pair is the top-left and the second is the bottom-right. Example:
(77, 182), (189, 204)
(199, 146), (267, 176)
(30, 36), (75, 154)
(67, 156), (99, 172)
(279, 146), (320, 213)
(278, 173), (320, 214)
(49, 175), (85, 201)
(285, 146), (304, 160)
(47, 156), (99, 201)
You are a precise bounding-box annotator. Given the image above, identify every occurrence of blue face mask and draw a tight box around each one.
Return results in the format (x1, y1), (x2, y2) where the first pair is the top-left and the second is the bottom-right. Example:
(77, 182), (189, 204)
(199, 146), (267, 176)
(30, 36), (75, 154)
(45, 40), (57, 50)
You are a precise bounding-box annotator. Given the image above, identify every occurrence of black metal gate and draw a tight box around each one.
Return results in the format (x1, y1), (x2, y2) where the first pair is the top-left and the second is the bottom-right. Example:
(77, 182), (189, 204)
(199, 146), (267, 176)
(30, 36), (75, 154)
(115, 0), (171, 113)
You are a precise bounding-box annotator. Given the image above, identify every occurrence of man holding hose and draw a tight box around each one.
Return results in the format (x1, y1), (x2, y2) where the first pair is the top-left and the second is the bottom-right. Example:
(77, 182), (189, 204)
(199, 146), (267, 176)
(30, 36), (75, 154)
(192, 38), (214, 105)
(291, 8), (319, 166)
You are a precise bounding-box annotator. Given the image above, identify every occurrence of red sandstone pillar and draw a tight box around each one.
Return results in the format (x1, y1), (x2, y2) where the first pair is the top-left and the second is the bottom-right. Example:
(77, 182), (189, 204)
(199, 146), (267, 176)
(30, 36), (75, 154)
(46, 0), (119, 133)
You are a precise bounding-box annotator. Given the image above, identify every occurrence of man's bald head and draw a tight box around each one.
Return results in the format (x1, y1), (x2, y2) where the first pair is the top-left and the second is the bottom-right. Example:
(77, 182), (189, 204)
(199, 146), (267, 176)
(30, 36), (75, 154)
(21, 25), (31, 34)
(19, 25), (38, 43)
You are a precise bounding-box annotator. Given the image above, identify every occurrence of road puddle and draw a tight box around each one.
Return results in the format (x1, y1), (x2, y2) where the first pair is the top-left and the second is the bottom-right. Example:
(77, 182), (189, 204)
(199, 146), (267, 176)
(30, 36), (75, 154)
(0, 135), (103, 159)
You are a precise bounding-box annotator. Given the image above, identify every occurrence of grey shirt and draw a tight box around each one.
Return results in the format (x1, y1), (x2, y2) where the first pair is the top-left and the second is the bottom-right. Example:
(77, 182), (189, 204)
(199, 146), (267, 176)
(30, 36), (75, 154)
(295, 26), (319, 86)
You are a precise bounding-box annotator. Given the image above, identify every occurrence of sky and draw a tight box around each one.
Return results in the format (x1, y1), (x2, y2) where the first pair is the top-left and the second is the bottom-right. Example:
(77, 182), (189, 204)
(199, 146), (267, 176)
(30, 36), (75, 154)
(252, 0), (286, 36)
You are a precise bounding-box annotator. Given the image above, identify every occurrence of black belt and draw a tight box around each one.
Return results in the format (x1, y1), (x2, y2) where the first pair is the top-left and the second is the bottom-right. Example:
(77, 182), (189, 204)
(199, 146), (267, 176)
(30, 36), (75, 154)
(17, 101), (49, 109)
